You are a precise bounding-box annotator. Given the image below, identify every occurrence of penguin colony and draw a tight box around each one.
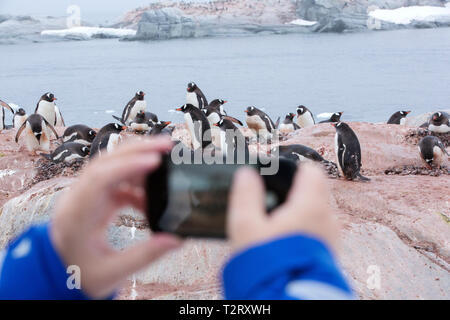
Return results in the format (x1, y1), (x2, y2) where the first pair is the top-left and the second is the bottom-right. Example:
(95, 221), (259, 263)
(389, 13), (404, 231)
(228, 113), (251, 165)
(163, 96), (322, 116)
(0, 83), (448, 181)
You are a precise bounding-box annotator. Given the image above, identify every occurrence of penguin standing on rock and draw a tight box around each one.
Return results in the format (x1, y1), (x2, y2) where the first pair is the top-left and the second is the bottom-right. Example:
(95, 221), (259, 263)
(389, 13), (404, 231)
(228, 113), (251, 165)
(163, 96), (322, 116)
(13, 108), (27, 130)
(186, 82), (208, 109)
(427, 111), (450, 133)
(296, 105), (315, 128)
(204, 99), (243, 127)
(15, 114), (59, 154)
(62, 124), (96, 145)
(120, 91), (147, 125)
(176, 104), (212, 149)
(245, 106), (277, 140)
(0, 100), (14, 131)
(35, 92), (59, 126)
(41, 142), (90, 163)
(387, 111), (410, 125)
(279, 113), (300, 133)
(90, 123), (126, 158)
(418, 136), (449, 169)
(214, 117), (249, 161)
(130, 110), (150, 133)
(319, 112), (344, 124)
(332, 122), (370, 181)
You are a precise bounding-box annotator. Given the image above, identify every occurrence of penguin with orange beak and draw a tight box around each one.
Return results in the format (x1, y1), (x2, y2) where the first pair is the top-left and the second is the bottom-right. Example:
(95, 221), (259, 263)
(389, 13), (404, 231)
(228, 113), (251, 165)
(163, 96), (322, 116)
(35, 92), (60, 126)
(427, 111), (450, 133)
(176, 104), (212, 150)
(387, 111), (410, 125)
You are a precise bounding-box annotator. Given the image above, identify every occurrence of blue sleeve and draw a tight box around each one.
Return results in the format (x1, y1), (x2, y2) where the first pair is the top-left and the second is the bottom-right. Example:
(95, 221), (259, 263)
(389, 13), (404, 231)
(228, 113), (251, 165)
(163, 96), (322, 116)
(222, 234), (355, 300)
(0, 224), (91, 300)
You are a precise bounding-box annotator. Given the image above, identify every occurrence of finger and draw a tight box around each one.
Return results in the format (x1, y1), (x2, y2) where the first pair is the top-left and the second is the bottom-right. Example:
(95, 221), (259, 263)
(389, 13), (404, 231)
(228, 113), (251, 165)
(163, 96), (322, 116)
(227, 167), (266, 238)
(286, 162), (327, 209)
(103, 233), (182, 285)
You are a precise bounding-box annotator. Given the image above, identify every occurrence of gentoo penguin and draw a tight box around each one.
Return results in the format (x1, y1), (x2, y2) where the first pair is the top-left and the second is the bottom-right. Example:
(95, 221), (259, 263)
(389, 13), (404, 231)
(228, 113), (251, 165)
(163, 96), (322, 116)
(13, 108), (27, 130)
(319, 112), (344, 124)
(41, 142), (90, 163)
(145, 112), (158, 124)
(0, 100), (14, 130)
(62, 124), (96, 145)
(245, 106), (277, 140)
(35, 92), (58, 126)
(418, 136), (449, 168)
(214, 118), (249, 162)
(332, 122), (370, 181)
(271, 144), (325, 163)
(387, 111), (410, 125)
(279, 113), (300, 133)
(130, 110), (150, 133)
(427, 111), (450, 133)
(90, 123), (126, 158)
(186, 82), (208, 109)
(296, 105), (315, 128)
(148, 121), (173, 136)
(203, 99), (243, 126)
(176, 104), (212, 150)
(120, 91), (147, 125)
(15, 114), (59, 154)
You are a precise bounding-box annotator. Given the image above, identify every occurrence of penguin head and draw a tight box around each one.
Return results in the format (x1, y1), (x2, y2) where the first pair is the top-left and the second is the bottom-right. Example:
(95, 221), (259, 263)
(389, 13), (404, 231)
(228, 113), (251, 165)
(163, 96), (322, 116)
(42, 92), (57, 102)
(245, 106), (258, 116)
(135, 110), (146, 120)
(88, 130), (96, 140)
(28, 115), (44, 142)
(102, 123), (127, 133)
(16, 108), (26, 116)
(135, 91), (145, 100)
(432, 112), (442, 121)
(400, 111), (411, 117)
(176, 104), (194, 113)
(285, 113), (295, 121)
(156, 121), (171, 130)
(331, 112), (343, 122)
(187, 82), (197, 92)
(81, 146), (90, 156)
(209, 99), (227, 109)
(296, 105), (308, 115)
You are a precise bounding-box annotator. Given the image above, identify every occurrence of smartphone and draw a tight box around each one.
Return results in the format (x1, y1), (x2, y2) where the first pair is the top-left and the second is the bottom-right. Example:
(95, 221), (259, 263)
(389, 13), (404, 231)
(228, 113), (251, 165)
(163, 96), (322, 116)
(145, 155), (297, 238)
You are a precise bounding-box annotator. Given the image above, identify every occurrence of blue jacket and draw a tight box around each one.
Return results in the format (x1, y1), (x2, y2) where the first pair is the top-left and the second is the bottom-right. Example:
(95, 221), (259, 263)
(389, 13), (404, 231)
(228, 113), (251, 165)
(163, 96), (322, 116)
(0, 224), (353, 300)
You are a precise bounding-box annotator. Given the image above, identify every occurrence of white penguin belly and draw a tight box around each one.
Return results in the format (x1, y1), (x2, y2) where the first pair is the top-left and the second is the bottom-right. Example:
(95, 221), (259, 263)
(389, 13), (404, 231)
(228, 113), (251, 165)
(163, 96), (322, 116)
(433, 146), (444, 166)
(131, 123), (149, 132)
(106, 133), (122, 153)
(400, 117), (406, 125)
(186, 92), (198, 108)
(127, 101), (147, 125)
(246, 115), (266, 132)
(14, 115), (28, 129)
(37, 101), (56, 126)
(428, 124), (450, 133)
(184, 113), (200, 149)
(297, 113), (315, 128)
(334, 133), (344, 176)
(279, 123), (294, 133)
(207, 113), (221, 126)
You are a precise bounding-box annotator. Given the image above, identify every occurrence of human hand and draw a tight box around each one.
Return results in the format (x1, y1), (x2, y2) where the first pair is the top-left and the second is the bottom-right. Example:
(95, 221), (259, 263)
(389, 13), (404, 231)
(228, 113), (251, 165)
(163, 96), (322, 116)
(227, 163), (338, 252)
(51, 136), (181, 299)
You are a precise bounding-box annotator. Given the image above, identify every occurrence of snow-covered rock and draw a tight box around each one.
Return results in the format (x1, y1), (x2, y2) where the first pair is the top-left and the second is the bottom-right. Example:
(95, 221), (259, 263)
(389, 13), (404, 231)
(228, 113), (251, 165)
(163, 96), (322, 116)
(369, 4), (450, 25)
(41, 26), (136, 40)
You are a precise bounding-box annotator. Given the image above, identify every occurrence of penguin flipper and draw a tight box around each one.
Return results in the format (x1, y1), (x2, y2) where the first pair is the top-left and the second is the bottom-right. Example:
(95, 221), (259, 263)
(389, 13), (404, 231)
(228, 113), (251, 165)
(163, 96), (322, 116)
(112, 115), (126, 125)
(0, 100), (14, 114)
(356, 172), (371, 182)
(437, 140), (449, 156)
(43, 118), (60, 139)
(274, 117), (281, 129)
(15, 121), (27, 143)
(224, 116), (243, 126)
(293, 123), (301, 130)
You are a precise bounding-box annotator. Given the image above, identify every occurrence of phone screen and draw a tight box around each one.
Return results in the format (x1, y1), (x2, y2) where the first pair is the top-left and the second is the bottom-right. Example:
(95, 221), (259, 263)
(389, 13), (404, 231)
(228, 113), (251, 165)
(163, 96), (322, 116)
(146, 156), (296, 238)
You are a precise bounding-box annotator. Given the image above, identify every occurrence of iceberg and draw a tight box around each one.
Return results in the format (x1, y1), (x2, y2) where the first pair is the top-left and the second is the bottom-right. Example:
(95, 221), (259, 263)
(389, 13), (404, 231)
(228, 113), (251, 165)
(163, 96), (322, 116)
(369, 4), (450, 25)
(317, 112), (334, 119)
(41, 26), (136, 40)
(288, 19), (318, 26)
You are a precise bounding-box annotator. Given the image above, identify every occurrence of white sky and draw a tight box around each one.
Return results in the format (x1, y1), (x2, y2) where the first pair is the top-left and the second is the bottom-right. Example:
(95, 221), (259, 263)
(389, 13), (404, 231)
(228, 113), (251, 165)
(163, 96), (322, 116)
(0, 0), (202, 23)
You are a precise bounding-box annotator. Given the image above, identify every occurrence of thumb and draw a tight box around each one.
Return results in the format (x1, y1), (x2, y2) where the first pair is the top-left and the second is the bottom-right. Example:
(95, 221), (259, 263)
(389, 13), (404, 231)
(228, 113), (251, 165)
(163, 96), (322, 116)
(227, 167), (266, 239)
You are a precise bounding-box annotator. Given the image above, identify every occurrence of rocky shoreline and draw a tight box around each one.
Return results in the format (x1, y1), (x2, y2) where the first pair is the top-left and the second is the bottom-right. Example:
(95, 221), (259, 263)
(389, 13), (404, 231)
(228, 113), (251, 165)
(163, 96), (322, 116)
(0, 121), (449, 299)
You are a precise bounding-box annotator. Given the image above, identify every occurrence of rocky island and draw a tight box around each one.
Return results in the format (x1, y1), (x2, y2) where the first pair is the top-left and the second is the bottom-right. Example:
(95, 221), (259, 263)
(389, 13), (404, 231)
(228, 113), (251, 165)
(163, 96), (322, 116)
(0, 116), (449, 299)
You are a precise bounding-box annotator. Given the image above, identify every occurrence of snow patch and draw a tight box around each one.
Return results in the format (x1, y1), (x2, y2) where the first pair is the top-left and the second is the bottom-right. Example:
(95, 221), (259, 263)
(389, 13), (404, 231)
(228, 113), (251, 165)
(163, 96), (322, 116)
(41, 27), (136, 40)
(369, 4), (450, 25)
(288, 19), (318, 26)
